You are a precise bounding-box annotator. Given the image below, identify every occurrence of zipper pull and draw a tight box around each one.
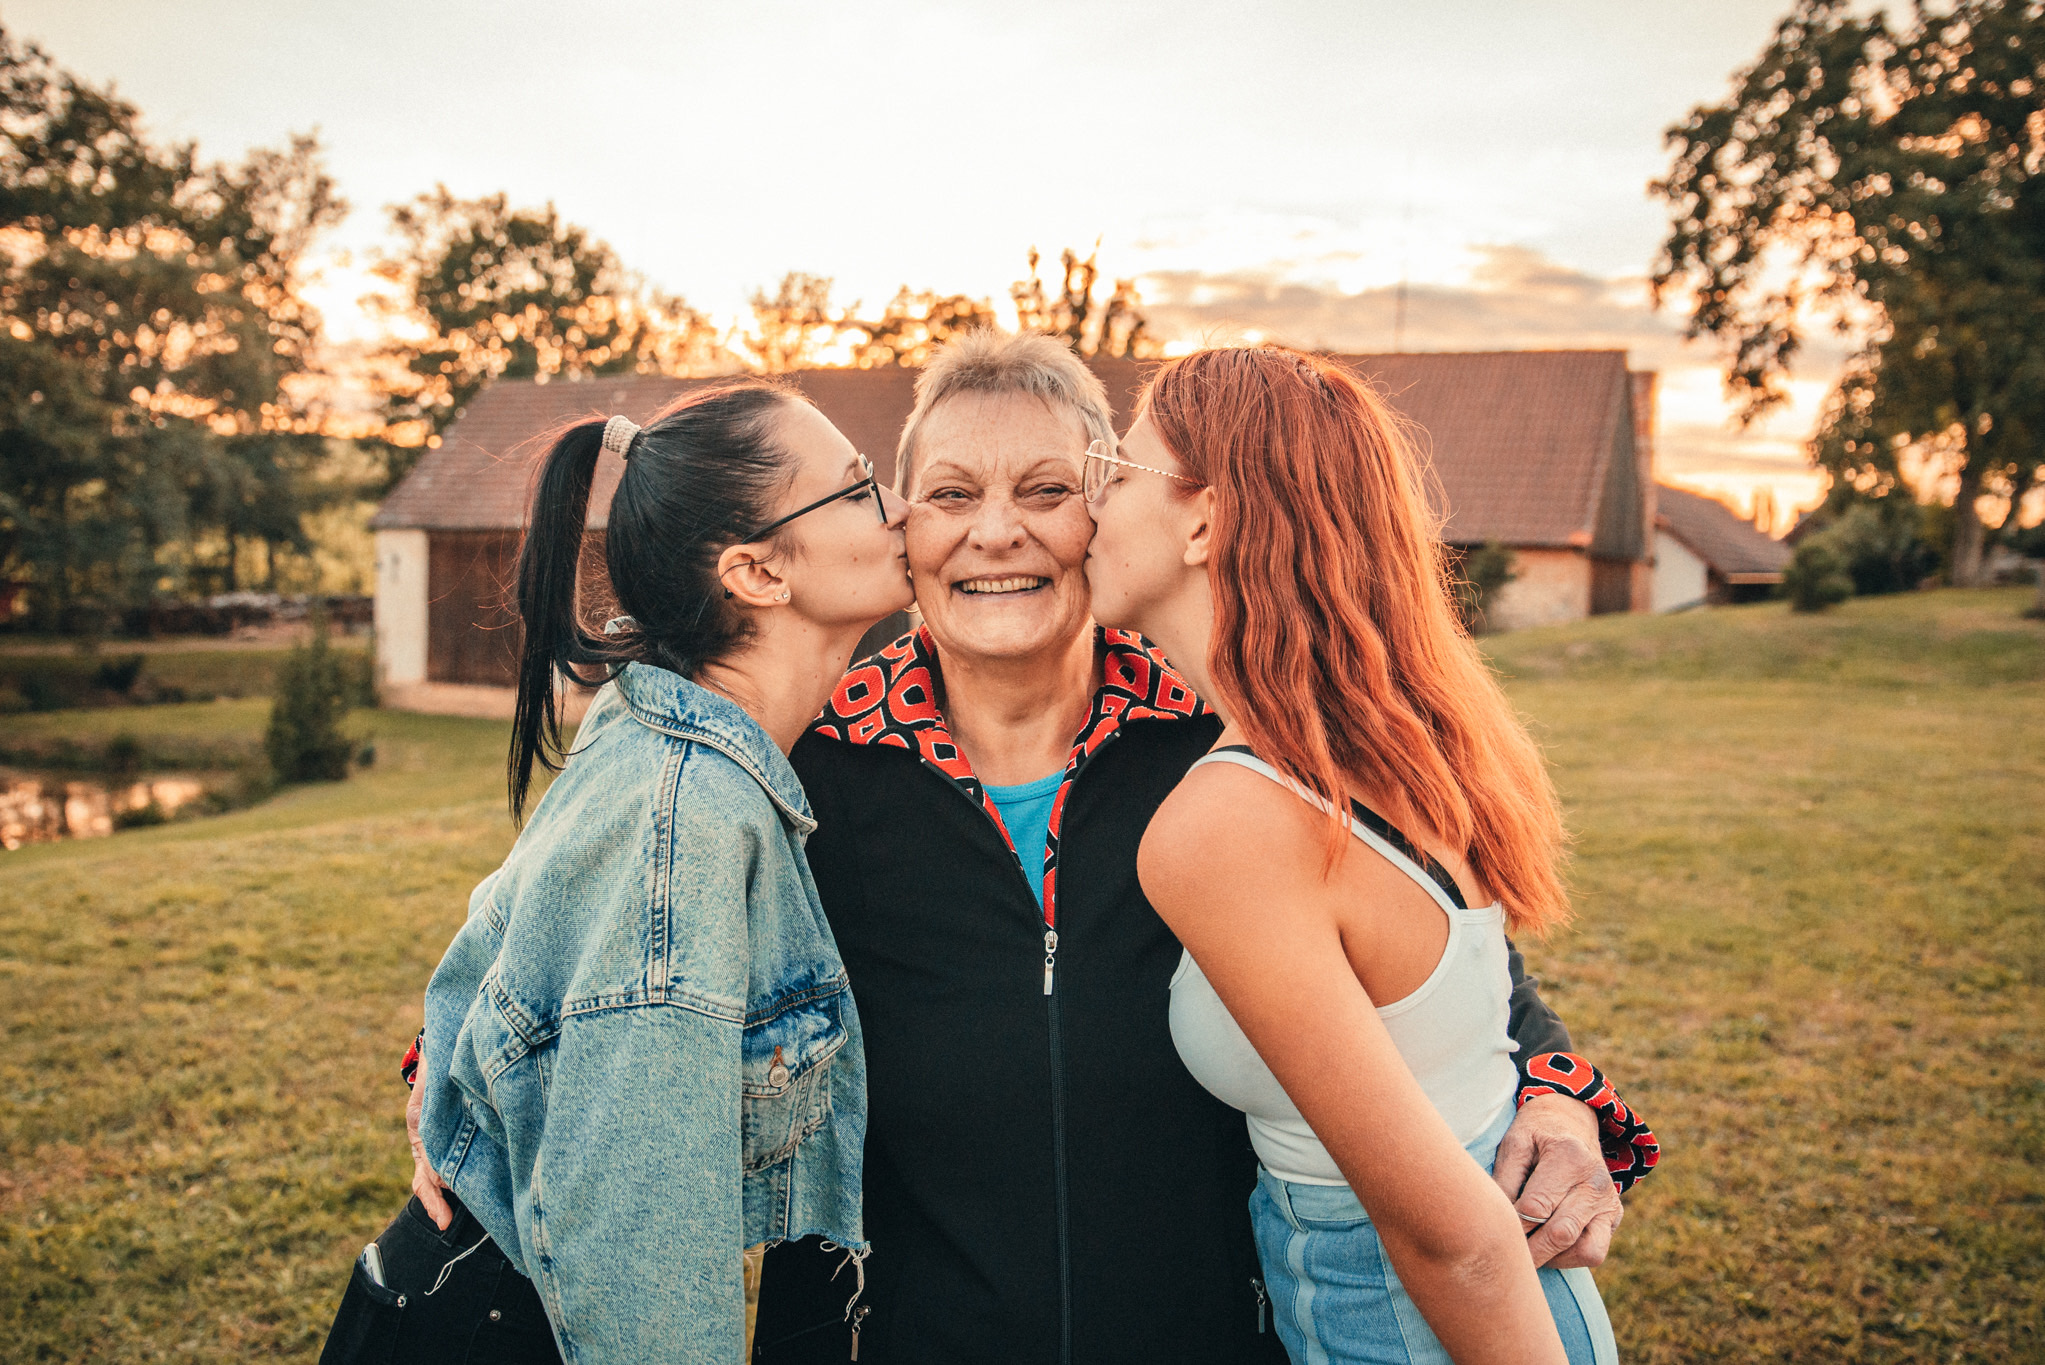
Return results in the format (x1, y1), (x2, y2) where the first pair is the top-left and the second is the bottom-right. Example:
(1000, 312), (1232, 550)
(849, 1303), (870, 1360)
(1253, 1276), (1268, 1334)
(1042, 928), (1059, 996)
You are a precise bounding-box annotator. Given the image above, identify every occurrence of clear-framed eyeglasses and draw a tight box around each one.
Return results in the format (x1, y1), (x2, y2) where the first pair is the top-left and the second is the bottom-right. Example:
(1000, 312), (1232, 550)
(1082, 438), (1201, 505)
(741, 454), (886, 540)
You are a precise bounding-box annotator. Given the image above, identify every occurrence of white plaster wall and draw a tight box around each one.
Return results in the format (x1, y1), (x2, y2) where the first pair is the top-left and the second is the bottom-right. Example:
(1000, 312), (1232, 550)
(1487, 549), (1590, 631)
(374, 529), (430, 686)
(1652, 530), (1710, 612)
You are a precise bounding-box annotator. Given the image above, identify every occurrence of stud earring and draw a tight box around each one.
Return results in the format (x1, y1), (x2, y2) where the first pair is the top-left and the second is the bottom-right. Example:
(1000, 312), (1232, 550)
(777, 589), (791, 601)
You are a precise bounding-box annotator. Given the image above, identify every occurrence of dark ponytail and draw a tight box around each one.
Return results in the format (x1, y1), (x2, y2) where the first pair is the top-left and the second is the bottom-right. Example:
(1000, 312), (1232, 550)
(508, 379), (800, 821)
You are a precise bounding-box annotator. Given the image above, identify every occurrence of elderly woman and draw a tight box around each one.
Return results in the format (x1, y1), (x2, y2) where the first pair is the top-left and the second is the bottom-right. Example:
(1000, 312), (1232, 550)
(753, 333), (1653, 1364)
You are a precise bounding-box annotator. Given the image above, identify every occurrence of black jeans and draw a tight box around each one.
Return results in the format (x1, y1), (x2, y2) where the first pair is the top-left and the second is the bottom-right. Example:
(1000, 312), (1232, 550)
(319, 1193), (562, 1365)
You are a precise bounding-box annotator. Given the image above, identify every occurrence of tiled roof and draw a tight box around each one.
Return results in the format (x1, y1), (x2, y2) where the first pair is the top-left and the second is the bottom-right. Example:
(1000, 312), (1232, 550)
(1656, 484), (1791, 578)
(1339, 351), (1635, 548)
(369, 368), (930, 532)
(373, 351), (1640, 550)
(369, 373), (691, 531)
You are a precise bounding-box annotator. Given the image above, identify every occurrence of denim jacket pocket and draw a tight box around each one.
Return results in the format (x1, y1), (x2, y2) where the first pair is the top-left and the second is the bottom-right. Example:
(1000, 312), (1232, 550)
(742, 984), (848, 1173)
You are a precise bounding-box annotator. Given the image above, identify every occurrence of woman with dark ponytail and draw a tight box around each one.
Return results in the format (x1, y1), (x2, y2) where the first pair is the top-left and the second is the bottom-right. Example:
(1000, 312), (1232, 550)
(321, 380), (912, 1365)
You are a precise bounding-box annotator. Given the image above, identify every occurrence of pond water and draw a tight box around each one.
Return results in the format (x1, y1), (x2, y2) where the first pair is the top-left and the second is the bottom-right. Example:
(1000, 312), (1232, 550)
(0, 772), (209, 849)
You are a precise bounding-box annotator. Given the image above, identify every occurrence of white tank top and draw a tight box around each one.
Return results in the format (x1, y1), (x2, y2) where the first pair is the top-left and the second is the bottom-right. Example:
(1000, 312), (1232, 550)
(1167, 748), (1520, 1185)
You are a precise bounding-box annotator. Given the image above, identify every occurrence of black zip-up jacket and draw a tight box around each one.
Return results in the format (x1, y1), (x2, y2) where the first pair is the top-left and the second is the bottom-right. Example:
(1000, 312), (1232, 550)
(753, 630), (1596, 1365)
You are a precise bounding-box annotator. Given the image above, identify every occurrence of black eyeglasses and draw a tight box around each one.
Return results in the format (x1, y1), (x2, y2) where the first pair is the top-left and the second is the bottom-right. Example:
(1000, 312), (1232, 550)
(741, 454), (885, 541)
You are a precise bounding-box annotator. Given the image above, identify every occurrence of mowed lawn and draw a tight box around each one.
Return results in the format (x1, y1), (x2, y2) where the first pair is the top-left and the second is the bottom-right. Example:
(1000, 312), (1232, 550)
(3, 589), (2040, 1362)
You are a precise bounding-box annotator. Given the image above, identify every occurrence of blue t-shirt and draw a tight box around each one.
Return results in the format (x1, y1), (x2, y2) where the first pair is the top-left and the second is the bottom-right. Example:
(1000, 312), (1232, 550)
(985, 770), (1064, 908)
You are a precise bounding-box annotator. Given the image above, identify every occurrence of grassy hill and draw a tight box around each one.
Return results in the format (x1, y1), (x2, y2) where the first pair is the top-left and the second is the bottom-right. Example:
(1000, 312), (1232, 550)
(2, 589), (2040, 1362)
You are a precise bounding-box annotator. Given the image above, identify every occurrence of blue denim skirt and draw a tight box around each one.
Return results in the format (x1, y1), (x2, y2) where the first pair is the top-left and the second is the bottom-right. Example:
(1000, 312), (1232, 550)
(1248, 1106), (1619, 1365)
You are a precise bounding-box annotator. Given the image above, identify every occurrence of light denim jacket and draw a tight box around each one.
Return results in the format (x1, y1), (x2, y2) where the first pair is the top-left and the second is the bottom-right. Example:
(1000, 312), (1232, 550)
(418, 663), (866, 1365)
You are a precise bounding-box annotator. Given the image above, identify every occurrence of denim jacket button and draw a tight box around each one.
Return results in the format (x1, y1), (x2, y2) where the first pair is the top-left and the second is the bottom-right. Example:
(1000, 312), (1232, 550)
(769, 1063), (791, 1088)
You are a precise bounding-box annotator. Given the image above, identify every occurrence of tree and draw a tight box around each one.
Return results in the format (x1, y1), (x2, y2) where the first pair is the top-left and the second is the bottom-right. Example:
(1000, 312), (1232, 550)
(1653, 0), (2045, 586)
(847, 287), (1000, 368)
(0, 28), (347, 629)
(741, 271), (863, 372)
(1011, 245), (1160, 359)
(370, 189), (728, 471)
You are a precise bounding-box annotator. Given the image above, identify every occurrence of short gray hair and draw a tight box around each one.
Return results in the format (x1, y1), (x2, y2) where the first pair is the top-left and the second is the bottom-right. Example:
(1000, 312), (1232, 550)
(895, 330), (1116, 493)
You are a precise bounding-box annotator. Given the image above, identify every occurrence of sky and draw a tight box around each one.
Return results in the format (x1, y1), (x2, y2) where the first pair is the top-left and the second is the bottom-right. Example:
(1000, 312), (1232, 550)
(4, 0), (1843, 525)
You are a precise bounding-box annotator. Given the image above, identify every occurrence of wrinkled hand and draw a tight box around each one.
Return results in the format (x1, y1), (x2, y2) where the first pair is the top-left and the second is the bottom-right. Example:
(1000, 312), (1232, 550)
(1491, 1093), (1622, 1269)
(407, 1049), (454, 1231)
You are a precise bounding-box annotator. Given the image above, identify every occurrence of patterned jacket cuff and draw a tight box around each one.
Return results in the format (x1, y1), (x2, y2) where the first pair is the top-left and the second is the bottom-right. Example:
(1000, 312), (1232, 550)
(400, 1028), (423, 1089)
(1515, 1051), (1660, 1193)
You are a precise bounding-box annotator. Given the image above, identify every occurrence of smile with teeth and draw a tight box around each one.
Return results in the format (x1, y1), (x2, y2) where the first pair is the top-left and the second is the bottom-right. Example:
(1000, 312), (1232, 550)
(956, 575), (1051, 595)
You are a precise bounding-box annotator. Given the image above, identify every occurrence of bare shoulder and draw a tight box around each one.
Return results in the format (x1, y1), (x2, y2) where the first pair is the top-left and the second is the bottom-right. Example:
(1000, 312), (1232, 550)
(1138, 757), (1323, 912)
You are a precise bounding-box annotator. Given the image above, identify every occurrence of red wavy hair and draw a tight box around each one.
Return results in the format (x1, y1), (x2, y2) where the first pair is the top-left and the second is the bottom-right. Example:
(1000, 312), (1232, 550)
(1140, 346), (1570, 934)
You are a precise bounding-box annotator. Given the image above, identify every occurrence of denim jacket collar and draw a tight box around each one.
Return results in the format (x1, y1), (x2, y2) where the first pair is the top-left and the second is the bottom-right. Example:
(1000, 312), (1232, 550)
(615, 662), (815, 835)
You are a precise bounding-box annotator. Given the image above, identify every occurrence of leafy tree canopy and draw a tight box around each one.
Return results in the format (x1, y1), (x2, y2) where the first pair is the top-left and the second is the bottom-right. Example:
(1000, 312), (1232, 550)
(741, 272), (1000, 371)
(0, 26), (345, 628)
(1012, 245), (1159, 360)
(369, 188), (731, 469)
(1654, 0), (2045, 585)
(847, 287), (1001, 369)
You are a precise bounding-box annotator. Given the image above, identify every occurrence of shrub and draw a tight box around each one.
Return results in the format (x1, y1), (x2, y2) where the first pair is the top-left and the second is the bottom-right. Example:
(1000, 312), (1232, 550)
(114, 800), (168, 829)
(19, 671), (70, 711)
(264, 615), (355, 783)
(104, 733), (143, 776)
(93, 655), (145, 694)
(1454, 542), (1519, 634)
(1805, 499), (1941, 595)
(1784, 538), (1854, 612)
(346, 642), (379, 709)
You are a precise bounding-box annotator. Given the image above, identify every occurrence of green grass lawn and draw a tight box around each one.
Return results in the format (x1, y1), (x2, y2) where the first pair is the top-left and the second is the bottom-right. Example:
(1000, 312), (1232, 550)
(3, 590), (2040, 1362)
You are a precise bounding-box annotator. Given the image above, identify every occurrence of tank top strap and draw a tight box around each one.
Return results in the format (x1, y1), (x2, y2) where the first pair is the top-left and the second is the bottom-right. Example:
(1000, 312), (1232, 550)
(1192, 745), (1470, 912)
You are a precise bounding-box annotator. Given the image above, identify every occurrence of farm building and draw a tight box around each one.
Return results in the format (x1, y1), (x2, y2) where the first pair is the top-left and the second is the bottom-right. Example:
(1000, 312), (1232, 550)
(1652, 483), (1792, 610)
(370, 350), (1659, 688)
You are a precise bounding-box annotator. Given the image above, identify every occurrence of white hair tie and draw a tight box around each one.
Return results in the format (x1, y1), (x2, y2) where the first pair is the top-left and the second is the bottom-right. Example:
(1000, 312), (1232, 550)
(601, 415), (641, 461)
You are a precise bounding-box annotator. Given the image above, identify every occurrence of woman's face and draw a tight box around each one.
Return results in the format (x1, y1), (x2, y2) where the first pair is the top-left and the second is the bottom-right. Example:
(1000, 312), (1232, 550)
(1083, 414), (1202, 639)
(904, 391), (1096, 665)
(771, 400), (914, 628)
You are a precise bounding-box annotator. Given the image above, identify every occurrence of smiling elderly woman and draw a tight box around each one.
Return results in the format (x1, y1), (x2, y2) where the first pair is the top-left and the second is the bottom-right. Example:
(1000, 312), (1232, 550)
(753, 332), (1652, 1365)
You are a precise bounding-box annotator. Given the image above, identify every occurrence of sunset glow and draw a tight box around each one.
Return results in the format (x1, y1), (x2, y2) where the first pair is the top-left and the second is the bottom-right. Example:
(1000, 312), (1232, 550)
(11, 0), (1839, 518)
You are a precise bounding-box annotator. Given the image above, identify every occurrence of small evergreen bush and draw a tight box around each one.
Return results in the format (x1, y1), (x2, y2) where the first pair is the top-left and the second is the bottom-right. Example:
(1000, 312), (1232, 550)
(1454, 541), (1519, 634)
(1784, 538), (1854, 612)
(265, 614), (355, 783)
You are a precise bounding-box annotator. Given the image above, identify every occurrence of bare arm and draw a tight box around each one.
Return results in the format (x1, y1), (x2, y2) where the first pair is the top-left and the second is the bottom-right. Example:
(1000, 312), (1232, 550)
(405, 1044), (454, 1231)
(1141, 769), (1567, 1365)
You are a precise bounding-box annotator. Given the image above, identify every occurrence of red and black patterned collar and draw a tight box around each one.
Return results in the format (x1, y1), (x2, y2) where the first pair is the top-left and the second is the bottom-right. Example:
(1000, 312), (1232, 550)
(812, 624), (1207, 926)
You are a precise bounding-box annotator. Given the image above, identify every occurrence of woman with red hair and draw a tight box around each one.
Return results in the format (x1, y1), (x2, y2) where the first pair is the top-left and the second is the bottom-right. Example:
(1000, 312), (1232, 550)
(1084, 346), (1623, 1364)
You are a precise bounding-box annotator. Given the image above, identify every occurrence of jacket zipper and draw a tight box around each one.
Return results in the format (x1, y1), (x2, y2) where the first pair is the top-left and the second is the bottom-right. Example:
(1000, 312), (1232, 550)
(848, 1302), (870, 1359)
(929, 722), (1137, 1365)
(1036, 730), (1138, 1365)
(1252, 1275), (1268, 1334)
(1047, 952), (1074, 1365)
